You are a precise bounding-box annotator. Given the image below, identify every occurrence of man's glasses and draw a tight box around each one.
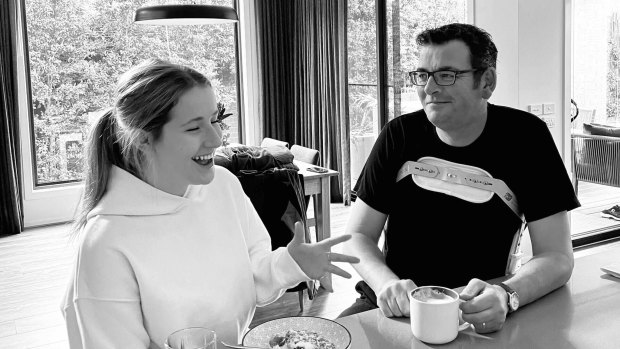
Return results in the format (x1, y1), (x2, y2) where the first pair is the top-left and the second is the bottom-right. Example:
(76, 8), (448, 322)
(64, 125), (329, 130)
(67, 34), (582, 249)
(408, 69), (481, 86)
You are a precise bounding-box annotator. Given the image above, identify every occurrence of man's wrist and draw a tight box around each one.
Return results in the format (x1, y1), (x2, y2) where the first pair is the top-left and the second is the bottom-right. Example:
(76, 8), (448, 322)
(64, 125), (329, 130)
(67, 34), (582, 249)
(493, 284), (509, 311)
(375, 278), (401, 293)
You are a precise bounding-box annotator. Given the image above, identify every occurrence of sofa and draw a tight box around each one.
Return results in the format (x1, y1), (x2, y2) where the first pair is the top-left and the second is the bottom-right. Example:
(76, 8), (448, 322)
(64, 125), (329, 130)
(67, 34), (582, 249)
(571, 123), (620, 193)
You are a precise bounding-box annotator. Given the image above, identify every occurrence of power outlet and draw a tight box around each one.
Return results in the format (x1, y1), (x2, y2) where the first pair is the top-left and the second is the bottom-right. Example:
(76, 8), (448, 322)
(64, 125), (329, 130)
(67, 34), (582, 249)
(541, 117), (555, 128)
(528, 104), (543, 115)
(543, 103), (555, 115)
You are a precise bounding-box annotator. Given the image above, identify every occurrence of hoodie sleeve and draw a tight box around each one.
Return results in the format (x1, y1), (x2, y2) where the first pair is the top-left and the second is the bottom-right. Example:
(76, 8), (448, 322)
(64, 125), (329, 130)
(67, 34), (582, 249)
(239, 194), (310, 306)
(66, 219), (151, 348)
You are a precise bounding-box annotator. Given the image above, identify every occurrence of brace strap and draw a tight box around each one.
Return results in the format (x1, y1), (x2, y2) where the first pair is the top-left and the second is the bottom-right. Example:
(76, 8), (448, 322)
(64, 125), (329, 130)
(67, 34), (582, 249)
(396, 160), (524, 223)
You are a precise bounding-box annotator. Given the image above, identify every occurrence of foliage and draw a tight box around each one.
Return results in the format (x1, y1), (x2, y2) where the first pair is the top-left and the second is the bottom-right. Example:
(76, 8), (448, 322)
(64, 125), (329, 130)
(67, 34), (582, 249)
(217, 102), (232, 146)
(25, 0), (238, 184)
(349, 86), (376, 141)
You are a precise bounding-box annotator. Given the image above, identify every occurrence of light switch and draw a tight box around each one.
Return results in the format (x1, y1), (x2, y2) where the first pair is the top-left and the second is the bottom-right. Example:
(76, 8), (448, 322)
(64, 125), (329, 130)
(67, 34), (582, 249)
(543, 103), (555, 115)
(528, 104), (543, 115)
(541, 117), (554, 128)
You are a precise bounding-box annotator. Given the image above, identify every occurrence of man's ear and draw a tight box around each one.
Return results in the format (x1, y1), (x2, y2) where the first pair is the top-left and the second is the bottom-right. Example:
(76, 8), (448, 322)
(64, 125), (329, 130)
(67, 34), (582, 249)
(480, 67), (497, 100)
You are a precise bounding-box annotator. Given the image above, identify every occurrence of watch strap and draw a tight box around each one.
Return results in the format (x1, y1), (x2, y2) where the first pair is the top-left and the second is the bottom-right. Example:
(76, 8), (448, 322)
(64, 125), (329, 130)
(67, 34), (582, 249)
(498, 282), (515, 293)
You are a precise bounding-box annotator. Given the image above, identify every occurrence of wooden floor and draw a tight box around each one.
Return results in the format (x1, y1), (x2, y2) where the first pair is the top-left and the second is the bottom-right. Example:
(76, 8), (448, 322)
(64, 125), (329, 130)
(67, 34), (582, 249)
(0, 222), (75, 349)
(570, 182), (620, 236)
(1, 183), (619, 348)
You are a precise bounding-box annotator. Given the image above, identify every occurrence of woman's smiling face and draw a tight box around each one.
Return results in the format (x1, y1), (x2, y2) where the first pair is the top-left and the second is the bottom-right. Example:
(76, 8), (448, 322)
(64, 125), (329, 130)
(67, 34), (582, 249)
(145, 85), (223, 196)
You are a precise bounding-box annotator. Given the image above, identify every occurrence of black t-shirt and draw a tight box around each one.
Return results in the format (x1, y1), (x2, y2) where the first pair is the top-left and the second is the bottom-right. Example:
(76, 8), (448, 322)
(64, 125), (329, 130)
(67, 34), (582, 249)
(355, 103), (580, 288)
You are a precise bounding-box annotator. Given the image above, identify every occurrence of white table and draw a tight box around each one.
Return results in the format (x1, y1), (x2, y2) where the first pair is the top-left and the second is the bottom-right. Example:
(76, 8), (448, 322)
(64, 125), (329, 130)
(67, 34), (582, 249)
(336, 243), (620, 348)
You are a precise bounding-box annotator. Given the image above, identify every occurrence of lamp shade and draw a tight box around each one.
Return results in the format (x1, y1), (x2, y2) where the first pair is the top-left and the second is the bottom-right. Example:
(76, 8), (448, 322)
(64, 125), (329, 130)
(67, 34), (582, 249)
(134, 5), (238, 25)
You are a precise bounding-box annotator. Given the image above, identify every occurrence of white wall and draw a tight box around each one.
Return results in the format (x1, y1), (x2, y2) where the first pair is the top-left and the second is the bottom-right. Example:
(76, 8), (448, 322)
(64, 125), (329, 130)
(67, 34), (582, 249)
(475, 0), (568, 157)
(473, 0), (520, 108)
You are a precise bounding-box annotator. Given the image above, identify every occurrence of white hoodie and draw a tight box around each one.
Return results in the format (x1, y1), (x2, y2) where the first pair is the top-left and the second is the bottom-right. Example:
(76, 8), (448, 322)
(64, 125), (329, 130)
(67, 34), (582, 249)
(62, 165), (308, 348)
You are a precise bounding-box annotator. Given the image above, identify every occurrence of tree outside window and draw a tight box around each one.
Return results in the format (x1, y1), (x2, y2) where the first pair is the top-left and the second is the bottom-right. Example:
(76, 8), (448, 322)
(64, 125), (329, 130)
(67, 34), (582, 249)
(573, 0), (620, 126)
(25, 0), (239, 185)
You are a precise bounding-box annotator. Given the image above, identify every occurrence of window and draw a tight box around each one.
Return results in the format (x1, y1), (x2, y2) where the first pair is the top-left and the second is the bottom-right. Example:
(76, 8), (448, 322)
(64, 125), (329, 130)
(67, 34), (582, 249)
(572, 1), (620, 127)
(348, 0), (468, 185)
(17, 0), (241, 226)
(388, 0), (468, 118)
(348, 0), (378, 185)
(24, 0), (240, 186)
(570, 0), (620, 242)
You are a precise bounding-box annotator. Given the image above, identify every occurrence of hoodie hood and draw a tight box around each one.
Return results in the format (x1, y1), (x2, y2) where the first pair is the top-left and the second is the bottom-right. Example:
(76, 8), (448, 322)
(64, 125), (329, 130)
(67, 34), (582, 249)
(87, 165), (201, 219)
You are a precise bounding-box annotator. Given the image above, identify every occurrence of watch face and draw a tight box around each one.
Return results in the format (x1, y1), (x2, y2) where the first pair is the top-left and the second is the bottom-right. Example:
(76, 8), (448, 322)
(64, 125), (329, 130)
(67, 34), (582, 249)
(509, 293), (519, 311)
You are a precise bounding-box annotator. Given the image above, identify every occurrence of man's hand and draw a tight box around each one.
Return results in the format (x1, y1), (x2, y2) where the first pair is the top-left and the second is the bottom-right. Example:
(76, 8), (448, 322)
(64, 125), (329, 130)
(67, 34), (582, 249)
(459, 278), (508, 333)
(377, 279), (416, 317)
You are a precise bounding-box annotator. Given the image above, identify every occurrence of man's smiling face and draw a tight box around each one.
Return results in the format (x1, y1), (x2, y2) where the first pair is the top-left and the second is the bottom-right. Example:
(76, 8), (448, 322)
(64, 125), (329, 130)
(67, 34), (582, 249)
(416, 40), (487, 133)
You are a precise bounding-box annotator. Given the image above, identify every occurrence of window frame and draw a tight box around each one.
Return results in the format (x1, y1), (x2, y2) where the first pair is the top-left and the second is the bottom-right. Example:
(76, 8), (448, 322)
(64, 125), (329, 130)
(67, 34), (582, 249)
(15, 0), (250, 227)
(14, 0), (81, 227)
(566, 0), (620, 247)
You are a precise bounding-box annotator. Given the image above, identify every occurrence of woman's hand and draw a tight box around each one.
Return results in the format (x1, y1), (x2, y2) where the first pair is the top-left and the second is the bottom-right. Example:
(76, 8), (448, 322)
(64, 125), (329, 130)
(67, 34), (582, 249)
(287, 221), (360, 292)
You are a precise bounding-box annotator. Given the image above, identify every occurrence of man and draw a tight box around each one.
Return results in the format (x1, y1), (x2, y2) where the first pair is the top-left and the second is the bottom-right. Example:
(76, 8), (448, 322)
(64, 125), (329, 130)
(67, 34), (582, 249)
(341, 23), (579, 334)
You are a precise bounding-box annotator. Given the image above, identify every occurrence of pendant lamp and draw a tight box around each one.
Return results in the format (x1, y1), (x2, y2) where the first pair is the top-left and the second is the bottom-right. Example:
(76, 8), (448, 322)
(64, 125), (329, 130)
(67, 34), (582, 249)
(134, 4), (238, 25)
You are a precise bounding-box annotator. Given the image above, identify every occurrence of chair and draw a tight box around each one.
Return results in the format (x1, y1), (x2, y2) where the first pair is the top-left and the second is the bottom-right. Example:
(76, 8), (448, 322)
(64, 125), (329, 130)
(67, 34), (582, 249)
(571, 131), (620, 195)
(291, 144), (320, 165)
(571, 108), (596, 133)
(290, 144), (321, 230)
(239, 167), (311, 312)
(216, 144), (312, 312)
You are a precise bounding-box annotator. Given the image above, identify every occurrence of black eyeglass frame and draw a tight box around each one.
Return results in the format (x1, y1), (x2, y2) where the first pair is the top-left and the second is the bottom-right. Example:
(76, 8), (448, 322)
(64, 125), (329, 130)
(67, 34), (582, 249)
(408, 69), (483, 86)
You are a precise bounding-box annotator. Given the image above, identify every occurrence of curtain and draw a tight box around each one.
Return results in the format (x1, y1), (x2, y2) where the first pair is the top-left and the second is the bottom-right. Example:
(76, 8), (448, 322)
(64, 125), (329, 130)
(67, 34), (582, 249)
(256, 0), (351, 204)
(0, 0), (24, 235)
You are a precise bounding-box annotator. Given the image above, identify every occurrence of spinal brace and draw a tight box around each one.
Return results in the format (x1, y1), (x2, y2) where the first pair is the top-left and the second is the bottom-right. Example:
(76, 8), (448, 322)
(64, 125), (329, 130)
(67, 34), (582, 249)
(396, 157), (526, 275)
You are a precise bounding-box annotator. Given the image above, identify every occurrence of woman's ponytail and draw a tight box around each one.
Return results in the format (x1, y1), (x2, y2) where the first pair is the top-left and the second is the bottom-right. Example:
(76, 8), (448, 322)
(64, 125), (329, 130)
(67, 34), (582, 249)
(71, 109), (120, 237)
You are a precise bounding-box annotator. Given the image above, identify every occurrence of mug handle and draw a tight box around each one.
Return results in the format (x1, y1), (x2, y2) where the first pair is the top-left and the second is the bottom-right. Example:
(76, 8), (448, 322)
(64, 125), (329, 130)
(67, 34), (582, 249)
(458, 310), (471, 331)
(458, 321), (471, 331)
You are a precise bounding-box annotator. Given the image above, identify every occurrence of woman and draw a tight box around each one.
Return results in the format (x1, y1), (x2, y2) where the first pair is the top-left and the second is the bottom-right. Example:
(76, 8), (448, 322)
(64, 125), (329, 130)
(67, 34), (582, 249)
(62, 59), (358, 348)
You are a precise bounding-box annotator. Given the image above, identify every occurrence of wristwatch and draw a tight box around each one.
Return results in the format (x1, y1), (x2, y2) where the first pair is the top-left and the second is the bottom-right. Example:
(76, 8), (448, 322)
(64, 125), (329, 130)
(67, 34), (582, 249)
(498, 282), (519, 313)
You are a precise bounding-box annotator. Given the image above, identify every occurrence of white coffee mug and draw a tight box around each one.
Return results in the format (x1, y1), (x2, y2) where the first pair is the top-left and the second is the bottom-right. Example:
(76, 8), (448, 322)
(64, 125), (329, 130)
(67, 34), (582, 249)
(409, 286), (469, 344)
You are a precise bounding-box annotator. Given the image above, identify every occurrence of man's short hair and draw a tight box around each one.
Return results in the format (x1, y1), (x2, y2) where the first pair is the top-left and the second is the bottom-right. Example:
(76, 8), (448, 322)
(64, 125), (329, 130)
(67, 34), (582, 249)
(416, 23), (498, 85)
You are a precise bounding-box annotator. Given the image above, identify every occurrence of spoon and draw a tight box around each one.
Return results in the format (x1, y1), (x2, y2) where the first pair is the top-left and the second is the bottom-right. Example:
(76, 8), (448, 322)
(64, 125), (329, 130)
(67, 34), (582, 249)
(220, 341), (271, 349)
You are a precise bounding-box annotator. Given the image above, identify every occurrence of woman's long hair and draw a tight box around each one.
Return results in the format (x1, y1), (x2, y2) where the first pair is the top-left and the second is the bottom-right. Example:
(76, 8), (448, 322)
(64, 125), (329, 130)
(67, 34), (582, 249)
(72, 59), (210, 236)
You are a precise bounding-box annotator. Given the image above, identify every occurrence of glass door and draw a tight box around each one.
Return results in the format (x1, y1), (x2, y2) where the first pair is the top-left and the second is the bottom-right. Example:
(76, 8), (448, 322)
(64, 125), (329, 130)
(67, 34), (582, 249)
(347, 0), (469, 188)
(570, 0), (620, 241)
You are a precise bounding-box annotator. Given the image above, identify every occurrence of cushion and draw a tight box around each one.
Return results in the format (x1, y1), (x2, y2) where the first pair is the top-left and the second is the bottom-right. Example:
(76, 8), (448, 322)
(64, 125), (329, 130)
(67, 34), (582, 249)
(261, 137), (289, 148)
(582, 123), (620, 137)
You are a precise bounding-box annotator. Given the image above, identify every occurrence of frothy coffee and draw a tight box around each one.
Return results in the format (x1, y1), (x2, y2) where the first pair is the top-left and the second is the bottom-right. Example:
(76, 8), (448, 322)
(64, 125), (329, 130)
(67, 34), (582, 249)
(411, 287), (454, 304)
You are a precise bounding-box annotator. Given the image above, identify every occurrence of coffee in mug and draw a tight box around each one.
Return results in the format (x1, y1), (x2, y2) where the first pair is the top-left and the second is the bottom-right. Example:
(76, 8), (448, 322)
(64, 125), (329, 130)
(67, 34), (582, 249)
(410, 286), (469, 344)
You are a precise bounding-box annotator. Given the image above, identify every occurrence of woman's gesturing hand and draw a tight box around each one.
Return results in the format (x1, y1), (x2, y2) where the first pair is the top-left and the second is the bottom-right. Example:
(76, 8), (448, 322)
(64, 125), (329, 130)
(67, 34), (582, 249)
(287, 221), (360, 291)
